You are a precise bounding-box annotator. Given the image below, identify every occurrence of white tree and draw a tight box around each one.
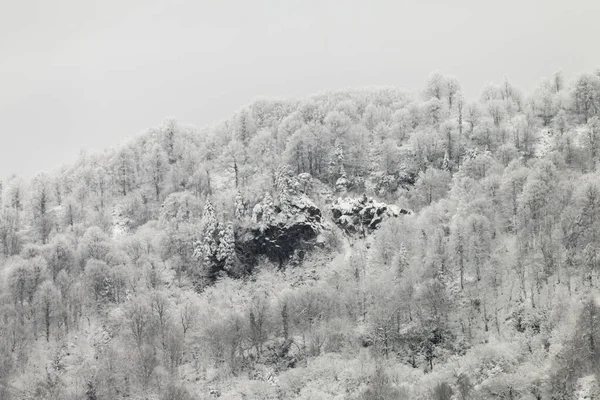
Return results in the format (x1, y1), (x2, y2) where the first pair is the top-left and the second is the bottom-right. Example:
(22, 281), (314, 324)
(112, 147), (136, 196)
(234, 192), (246, 221)
(3, 176), (25, 211)
(445, 75), (462, 110)
(572, 73), (600, 122)
(29, 172), (55, 244)
(144, 143), (169, 200)
(262, 192), (275, 226)
(325, 110), (351, 140)
(197, 199), (218, 264)
(217, 222), (236, 273)
(34, 280), (61, 342)
(423, 71), (446, 100)
(232, 107), (257, 145)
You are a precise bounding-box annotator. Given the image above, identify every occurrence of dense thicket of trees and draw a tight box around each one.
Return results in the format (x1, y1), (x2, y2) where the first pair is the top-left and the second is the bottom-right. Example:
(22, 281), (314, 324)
(3, 69), (600, 399)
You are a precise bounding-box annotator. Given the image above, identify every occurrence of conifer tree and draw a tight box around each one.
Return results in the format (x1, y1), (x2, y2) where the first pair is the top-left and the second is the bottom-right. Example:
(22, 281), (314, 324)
(262, 193), (275, 226)
(442, 151), (450, 171)
(217, 221), (236, 273)
(275, 165), (295, 211)
(194, 199), (220, 281)
(234, 192), (246, 221)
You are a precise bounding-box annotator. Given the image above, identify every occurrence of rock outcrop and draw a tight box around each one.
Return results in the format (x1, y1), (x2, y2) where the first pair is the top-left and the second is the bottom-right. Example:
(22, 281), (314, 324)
(238, 193), (324, 267)
(331, 195), (410, 235)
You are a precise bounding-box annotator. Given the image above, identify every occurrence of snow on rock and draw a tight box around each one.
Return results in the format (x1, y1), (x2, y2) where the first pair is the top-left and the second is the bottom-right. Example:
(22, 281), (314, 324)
(331, 195), (410, 235)
(296, 172), (313, 193)
(335, 175), (350, 193)
(238, 193), (324, 267)
(575, 375), (599, 400)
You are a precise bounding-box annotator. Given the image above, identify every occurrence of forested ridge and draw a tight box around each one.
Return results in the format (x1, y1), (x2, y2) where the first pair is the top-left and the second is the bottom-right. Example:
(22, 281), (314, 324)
(3, 69), (600, 399)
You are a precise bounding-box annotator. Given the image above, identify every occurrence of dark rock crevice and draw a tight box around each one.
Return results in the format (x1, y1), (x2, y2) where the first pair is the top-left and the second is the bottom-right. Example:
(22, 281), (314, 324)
(237, 194), (323, 268)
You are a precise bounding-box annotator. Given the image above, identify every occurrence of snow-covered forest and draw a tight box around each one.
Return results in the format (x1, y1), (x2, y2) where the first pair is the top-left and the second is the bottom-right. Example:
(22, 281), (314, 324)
(3, 69), (600, 399)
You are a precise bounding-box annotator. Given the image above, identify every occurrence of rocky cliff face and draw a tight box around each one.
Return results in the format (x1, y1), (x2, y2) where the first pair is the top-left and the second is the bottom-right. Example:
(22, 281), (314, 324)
(236, 191), (411, 269)
(237, 194), (324, 267)
(236, 170), (410, 267)
(331, 195), (411, 235)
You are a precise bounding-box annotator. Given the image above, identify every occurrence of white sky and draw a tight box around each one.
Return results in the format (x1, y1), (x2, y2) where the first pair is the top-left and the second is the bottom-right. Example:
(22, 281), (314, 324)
(1, 0), (599, 178)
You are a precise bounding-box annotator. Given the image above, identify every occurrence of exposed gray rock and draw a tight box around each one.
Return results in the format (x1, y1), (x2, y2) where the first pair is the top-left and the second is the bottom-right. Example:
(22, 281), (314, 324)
(331, 195), (410, 235)
(237, 193), (324, 268)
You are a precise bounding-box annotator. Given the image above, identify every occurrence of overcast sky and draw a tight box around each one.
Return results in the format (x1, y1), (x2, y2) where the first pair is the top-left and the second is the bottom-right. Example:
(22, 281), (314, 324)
(1, 0), (599, 178)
